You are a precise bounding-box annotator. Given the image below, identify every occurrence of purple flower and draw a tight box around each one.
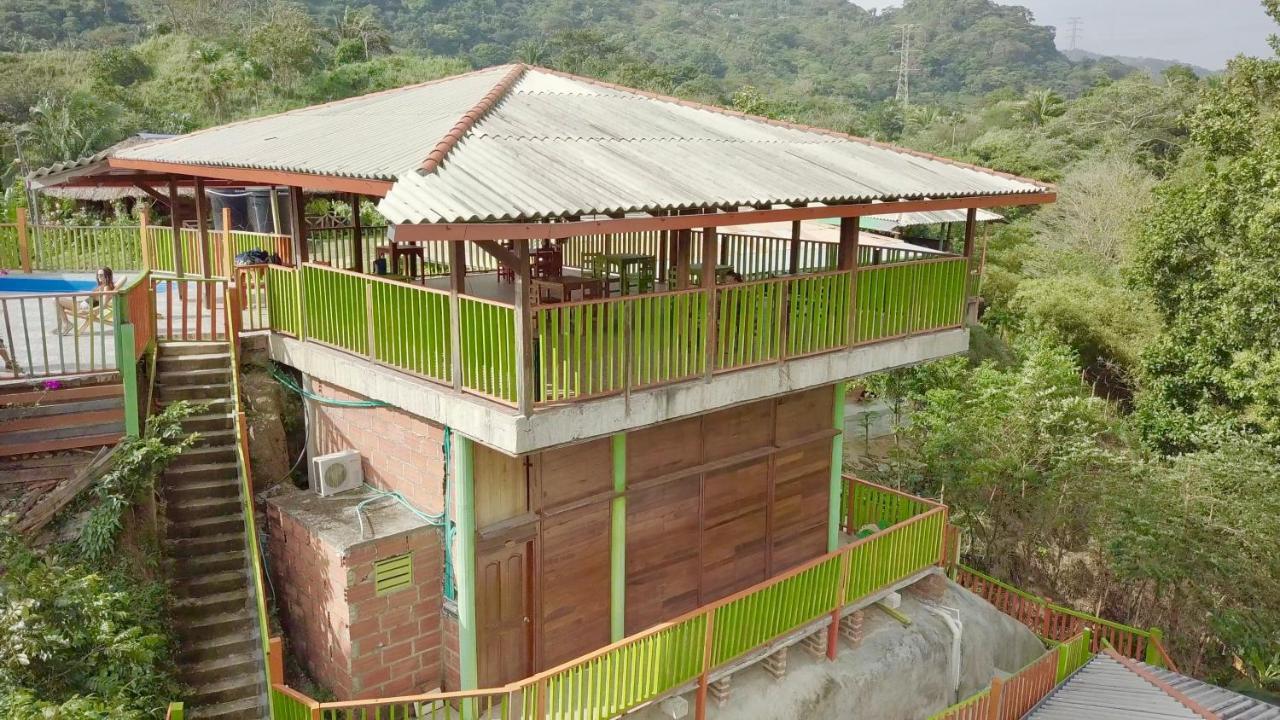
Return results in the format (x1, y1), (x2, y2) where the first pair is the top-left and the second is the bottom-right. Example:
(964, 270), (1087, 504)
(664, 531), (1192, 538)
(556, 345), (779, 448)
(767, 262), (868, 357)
(42, 380), (63, 390)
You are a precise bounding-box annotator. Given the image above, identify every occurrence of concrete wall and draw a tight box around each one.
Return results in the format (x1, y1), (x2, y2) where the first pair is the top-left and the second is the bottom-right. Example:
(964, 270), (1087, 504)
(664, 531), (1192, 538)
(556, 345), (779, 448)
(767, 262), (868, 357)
(310, 379), (446, 514)
(270, 328), (968, 455)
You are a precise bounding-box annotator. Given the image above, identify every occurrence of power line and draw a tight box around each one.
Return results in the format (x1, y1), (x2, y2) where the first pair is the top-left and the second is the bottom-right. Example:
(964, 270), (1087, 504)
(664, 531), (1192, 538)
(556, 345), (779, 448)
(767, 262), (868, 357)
(1066, 17), (1083, 51)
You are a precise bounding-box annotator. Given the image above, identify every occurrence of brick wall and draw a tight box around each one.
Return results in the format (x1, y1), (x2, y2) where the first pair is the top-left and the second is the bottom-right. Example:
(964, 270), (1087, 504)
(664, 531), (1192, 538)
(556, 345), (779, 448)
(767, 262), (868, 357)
(310, 379), (445, 514)
(267, 501), (446, 699)
(441, 604), (460, 692)
(265, 504), (353, 697)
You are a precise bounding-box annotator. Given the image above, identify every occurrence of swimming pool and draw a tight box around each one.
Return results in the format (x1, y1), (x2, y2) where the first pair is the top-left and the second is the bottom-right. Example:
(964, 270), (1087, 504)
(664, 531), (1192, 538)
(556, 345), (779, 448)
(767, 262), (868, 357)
(0, 276), (97, 293)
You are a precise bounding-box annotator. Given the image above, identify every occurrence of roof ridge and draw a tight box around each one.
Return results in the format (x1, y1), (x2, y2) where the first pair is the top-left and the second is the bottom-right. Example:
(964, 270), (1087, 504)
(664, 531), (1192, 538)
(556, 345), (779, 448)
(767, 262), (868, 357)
(113, 65), (515, 163)
(419, 64), (527, 174)
(526, 65), (1053, 192)
(1103, 650), (1221, 720)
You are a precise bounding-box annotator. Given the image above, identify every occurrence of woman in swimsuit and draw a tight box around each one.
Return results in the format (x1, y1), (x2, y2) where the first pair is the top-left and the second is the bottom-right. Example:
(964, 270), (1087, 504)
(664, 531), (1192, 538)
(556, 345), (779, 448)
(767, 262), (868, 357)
(54, 267), (115, 335)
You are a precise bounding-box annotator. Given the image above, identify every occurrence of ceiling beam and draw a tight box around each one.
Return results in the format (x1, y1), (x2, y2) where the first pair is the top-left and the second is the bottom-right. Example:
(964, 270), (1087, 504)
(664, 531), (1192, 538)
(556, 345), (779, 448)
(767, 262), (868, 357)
(389, 192), (1056, 243)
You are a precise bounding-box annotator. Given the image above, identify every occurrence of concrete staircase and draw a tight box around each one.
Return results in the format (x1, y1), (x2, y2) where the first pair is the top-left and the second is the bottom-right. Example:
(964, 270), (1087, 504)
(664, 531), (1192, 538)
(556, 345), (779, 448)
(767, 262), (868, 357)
(157, 342), (268, 720)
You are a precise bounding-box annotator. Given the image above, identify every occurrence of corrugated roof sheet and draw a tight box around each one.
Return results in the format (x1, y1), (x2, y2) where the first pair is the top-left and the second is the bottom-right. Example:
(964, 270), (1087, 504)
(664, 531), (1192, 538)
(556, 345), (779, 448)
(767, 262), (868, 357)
(1142, 663), (1280, 720)
(102, 64), (1047, 224)
(112, 66), (512, 181)
(1025, 655), (1202, 719)
(1024, 655), (1280, 720)
(381, 68), (1046, 223)
(28, 134), (174, 184)
(863, 208), (1004, 228)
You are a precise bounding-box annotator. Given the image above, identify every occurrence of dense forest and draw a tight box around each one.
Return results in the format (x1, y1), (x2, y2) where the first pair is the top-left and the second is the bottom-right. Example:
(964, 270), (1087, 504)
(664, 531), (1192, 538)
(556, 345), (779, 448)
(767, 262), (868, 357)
(0, 0), (1277, 713)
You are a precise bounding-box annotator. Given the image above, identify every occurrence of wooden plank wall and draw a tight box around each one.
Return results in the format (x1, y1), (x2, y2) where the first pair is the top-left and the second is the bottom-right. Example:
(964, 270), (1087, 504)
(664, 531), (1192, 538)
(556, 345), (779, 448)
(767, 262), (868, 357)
(470, 385), (836, 675)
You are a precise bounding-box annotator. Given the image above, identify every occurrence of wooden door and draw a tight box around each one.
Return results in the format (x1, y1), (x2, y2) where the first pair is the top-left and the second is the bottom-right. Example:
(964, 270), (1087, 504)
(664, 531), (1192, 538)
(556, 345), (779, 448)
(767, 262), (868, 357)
(476, 541), (533, 688)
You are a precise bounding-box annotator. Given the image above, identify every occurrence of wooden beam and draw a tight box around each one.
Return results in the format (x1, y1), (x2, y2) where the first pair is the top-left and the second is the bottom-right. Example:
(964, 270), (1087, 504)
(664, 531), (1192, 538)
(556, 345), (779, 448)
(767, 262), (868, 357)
(448, 242), (465, 391)
(194, 176), (211, 279)
(389, 192), (1057, 243)
(701, 226), (717, 381)
(674, 229), (692, 290)
(132, 183), (173, 208)
(962, 206), (977, 258)
(289, 187), (308, 263)
(473, 239), (519, 269)
(168, 176), (183, 277)
(837, 217), (858, 270)
(788, 220), (801, 275)
(108, 158), (394, 196)
(513, 239), (534, 416)
(610, 433), (626, 642)
(349, 194), (364, 272)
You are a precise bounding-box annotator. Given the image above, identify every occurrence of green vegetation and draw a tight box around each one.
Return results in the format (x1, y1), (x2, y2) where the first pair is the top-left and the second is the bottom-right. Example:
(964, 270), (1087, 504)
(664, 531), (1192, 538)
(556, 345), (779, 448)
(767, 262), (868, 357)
(0, 403), (198, 716)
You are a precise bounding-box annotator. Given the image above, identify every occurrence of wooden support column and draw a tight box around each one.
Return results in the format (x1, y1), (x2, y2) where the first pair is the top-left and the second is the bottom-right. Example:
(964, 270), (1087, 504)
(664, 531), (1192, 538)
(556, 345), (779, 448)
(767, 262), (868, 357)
(349, 194), (364, 272)
(674, 227), (692, 290)
(513, 239), (533, 415)
(839, 217), (860, 344)
(452, 434), (480, 699)
(194, 176), (211, 278)
(449, 242), (466, 391)
(168, 176), (183, 278)
(15, 207), (30, 273)
(829, 382), (846, 552)
(701, 226), (717, 380)
(289, 186), (308, 263)
(963, 207), (979, 326)
(787, 219), (801, 275)
(610, 432), (627, 641)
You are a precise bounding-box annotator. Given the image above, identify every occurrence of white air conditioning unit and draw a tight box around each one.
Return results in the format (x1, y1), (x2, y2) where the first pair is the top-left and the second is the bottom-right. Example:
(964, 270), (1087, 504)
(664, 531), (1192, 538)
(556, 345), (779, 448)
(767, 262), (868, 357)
(312, 450), (363, 497)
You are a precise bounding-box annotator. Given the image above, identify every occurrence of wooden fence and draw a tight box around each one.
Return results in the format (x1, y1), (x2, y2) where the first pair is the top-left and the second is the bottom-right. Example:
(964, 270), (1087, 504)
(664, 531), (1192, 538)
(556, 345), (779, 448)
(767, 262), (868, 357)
(953, 564), (1173, 667)
(270, 478), (948, 720)
(929, 631), (1093, 720)
(0, 289), (118, 378)
(854, 257), (967, 344)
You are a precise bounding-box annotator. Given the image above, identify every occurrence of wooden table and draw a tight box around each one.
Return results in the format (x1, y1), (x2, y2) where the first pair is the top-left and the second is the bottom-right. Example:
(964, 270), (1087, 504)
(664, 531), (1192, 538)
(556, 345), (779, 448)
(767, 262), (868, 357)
(376, 243), (425, 278)
(687, 264), (735, 286)
(533, 276), (605, 304)
(600, 253), (656, 295)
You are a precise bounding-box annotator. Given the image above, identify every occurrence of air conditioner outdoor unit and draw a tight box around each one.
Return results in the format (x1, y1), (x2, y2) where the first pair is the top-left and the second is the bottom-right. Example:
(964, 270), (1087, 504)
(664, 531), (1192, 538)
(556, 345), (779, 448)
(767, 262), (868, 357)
(312, 450), (363, 497)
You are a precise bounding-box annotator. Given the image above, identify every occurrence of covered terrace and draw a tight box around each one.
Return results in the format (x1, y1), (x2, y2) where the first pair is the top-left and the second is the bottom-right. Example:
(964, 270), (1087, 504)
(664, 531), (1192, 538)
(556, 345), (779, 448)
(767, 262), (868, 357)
(44, 64), (1053, 414)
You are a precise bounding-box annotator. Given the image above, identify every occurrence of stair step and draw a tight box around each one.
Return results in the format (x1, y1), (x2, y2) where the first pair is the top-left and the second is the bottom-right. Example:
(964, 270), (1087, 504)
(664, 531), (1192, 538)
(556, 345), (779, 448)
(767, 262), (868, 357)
(175, 569), (249, 598)
(182, 413), (236, 432)
(174, 550), (247, 578)
(177, 631), (259, 665)
(184, 673), (262, 707)
(158, 341), (229, 357)
(179, 607), (255, 637)
(157, 366), (232, 384)
(173, 586), (250, 617)
(186, 693), (265, 720)
(157, 383), (232, 401)
(158, 352), (231, 371)
(164, 461), (240, 485)
(182, 651), (261, 687)
(161, 396), (232, 412)
(169, 445), (237, 468)
(166, 478), (241, 504)
(190, 429), (237, 448)
(166, 513), (244, 539)
(165, 494), (241, 522)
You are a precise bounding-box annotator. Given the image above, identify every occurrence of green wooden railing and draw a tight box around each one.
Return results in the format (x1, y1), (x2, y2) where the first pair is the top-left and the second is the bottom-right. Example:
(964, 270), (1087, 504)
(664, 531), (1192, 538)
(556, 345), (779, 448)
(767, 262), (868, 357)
(372, 277), (451, 384)
(301, 264), (368, 354)
(628, 289), (708, 388)
(269, 478), (946, 720)
(929, 630), (1093, 720)
(854, 257), (967, 343)
(31, 224), (142, 271)
(265, 265), (301, 337)
(844, 479), (935, 534)
(786, 270), (853, 356)
(459, 296), (517, 403)
(716, 279), (783, 369)
(536, 297), (629, 402)
(0, 223), (19, 268)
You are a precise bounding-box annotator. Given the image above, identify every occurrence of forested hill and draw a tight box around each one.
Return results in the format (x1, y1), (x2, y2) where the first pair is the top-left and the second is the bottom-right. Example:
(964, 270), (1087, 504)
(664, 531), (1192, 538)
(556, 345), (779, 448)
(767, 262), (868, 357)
(0, 0), (1126, 103)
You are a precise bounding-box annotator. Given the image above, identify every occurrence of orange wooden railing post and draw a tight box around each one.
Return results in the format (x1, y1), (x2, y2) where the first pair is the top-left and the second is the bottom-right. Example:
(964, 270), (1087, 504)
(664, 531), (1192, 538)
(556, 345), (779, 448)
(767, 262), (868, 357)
(140, 208), (153, 272)
(16, 207), (31, 273)
(828, 550), (850, 660)
(986, 676), (1003, 720)
(268, 637), (284, 684)
(695, 611), (715, 720)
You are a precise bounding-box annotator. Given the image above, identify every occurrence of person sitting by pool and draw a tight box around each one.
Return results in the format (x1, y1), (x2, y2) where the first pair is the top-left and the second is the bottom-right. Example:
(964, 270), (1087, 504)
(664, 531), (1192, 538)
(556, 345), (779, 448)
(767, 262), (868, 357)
(53, 267), (116, 335)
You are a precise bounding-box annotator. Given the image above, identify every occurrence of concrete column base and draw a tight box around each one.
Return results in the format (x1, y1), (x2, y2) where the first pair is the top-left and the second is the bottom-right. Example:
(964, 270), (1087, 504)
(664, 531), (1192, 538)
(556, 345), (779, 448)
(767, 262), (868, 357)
(763, 647), (788, 680)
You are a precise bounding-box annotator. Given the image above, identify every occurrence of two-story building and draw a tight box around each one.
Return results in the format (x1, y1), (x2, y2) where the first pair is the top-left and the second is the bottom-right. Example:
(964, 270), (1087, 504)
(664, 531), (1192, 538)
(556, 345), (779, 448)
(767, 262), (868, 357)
(42, 64), (1053, 716)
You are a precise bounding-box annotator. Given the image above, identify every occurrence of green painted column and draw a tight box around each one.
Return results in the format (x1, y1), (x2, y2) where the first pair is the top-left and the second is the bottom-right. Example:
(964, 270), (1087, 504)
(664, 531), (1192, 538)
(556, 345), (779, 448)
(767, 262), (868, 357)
(452, 433), (479, 700)
(119, 325), (139, 437)
(828, 383), (847, 552)
(610, 433), (627, 641)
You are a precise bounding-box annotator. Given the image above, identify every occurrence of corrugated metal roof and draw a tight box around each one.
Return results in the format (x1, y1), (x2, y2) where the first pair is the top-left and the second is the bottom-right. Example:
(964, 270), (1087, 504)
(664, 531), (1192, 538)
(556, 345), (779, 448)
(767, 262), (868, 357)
(1024, 655), (1202, 719)
(1142, 663), (1280, 720)
(97, 64), (1047, 224)
(112, 66), (512, 181)
(863, 208), (1004, 228)
(380, 68), (1046, 223)
(28, 134), (174, 184)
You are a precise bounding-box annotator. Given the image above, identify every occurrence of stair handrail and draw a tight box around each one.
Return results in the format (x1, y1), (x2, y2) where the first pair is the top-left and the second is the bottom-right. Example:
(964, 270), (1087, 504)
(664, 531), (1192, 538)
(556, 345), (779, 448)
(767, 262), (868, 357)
(224, 275), (275, 707)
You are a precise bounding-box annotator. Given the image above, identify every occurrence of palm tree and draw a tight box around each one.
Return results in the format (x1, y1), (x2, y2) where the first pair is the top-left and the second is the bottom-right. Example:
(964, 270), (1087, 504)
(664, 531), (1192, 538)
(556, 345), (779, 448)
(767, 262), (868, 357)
(1022, 89), (1066, 127)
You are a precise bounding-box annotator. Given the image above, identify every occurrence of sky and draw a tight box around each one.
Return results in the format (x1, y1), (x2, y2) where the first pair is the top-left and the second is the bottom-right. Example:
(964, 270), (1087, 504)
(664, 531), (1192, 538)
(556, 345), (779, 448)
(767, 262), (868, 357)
(855, 0), (1275, 69)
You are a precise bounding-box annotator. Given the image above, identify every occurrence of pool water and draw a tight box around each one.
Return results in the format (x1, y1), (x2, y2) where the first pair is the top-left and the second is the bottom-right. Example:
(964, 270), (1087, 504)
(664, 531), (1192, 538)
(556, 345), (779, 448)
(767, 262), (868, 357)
(0, 276), (97, 293)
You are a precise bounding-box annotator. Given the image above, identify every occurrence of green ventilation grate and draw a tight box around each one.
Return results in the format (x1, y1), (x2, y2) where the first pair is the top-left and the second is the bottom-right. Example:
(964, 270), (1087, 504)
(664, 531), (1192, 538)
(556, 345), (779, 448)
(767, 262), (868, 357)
(374, 553), (413, 595)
